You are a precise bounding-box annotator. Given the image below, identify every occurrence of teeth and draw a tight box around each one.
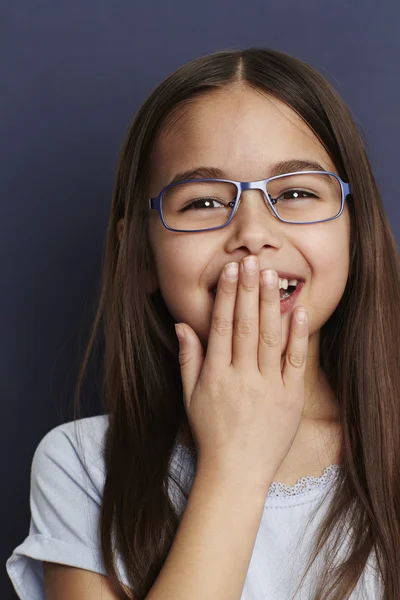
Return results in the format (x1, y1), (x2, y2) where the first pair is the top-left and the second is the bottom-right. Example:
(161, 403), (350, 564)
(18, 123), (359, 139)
(211, 278), (299, 294)
(279, 278), (299, 290)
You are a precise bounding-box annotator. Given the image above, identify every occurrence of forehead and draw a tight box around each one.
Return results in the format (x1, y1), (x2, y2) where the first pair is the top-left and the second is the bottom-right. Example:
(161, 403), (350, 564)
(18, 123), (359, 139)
(149, 86), (336, 193)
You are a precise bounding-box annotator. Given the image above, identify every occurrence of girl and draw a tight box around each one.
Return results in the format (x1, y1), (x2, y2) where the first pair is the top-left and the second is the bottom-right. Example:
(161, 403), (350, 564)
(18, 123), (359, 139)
(6, 47), (400, 600)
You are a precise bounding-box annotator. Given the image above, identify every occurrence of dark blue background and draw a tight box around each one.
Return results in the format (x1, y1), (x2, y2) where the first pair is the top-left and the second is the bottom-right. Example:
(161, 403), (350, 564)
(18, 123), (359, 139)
(2, 1), (399, 597)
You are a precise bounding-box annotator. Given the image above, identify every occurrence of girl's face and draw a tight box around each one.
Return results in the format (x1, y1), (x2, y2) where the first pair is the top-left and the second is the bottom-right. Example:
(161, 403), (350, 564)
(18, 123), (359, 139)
(146, 85), (350, 367)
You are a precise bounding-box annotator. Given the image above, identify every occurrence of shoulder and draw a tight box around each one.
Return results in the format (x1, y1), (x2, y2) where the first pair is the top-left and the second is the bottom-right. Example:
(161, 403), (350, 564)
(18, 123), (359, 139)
(6, 415), (118, 598)
(6, 415), (196, 599)
(32, 414), (196, 523)
(32, 415), (195, 504)
(33, 414), (109, 467)
(35, 413), (109, 454)
(31, 415), (110, 514)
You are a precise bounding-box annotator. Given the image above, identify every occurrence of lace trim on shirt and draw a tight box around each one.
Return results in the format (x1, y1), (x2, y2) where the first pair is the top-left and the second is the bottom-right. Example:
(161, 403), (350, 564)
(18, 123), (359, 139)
(267, 464), (342, 498)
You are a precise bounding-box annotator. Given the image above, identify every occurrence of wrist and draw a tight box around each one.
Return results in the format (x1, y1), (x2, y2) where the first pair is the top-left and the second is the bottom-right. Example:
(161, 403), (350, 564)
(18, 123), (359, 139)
(195, 461), (272, 502)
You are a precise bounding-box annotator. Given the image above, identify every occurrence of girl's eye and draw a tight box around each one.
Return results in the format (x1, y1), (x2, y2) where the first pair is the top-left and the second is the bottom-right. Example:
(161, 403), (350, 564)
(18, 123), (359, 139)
(278, 189), (318, 200)
(182, 197), (227, 210)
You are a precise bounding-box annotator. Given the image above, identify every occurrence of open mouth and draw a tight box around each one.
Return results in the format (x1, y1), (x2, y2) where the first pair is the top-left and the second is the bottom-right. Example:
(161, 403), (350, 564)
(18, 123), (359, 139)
(209, 280), (305, 302)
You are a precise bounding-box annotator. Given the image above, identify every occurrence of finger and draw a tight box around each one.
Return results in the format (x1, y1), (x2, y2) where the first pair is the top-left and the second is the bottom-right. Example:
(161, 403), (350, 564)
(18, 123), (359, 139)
(175, 322), (206, 410)
(204, 261), (239, 368)
(258, 268), (282, 376)
(232, 255), (260, 370)
(281, 307), (309, 388)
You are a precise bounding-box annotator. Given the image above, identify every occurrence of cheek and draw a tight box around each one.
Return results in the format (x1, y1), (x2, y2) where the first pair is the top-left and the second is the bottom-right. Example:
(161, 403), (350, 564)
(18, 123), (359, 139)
(304, 217), (350, 275)
(151, 239), (210, 319)
(306, 232), (350, 317)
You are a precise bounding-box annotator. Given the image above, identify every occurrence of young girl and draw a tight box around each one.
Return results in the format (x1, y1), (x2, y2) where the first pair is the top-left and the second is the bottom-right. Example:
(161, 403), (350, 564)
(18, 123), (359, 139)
(6, 48), (400, 600)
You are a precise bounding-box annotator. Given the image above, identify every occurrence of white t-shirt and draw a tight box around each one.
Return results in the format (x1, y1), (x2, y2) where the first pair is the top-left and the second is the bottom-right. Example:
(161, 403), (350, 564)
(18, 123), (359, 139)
(6, 415), (382, 599)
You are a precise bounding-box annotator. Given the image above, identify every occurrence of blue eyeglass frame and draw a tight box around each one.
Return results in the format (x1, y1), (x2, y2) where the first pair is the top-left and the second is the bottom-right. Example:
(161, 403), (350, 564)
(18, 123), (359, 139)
(147, 170), (352, 232)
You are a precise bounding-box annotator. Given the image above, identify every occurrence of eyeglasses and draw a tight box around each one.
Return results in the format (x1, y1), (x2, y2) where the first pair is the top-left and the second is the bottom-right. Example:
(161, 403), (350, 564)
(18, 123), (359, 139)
(148, 171), (352, 232)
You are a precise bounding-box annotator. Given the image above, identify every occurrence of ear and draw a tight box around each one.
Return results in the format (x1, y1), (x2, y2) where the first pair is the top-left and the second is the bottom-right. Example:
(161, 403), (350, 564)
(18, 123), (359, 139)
(117, 219), (159, 294)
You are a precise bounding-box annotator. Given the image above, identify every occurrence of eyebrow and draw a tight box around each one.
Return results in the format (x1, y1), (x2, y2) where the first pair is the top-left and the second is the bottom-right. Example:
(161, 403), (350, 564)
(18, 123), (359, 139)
(168, 159), (332, 185)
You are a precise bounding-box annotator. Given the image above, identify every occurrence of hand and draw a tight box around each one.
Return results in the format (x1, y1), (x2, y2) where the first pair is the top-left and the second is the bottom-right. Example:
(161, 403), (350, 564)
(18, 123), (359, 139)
(175, 255), (309, 496)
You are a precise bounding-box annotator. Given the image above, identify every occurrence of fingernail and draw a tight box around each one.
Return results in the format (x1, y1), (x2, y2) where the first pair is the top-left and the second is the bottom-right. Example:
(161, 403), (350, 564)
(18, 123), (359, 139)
(225, 262), (239, 280)
(175, 324), (185, 342)
(243, 256), (257, 272)
(297, 309), (307, 323)
(263, 269), (277, 287)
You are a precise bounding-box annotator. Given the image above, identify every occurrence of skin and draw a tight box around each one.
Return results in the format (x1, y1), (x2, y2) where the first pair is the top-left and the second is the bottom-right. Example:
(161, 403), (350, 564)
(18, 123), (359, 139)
(118, 84), (350, 480)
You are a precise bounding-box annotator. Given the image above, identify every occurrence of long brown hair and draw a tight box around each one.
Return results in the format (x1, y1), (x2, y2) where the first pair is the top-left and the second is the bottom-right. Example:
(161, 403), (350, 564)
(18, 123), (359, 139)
(73, 48), (400, 599)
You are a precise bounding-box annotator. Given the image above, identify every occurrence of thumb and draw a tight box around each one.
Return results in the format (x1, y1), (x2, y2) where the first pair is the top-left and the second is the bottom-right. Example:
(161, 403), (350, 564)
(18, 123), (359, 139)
(175, 323), (205, 408)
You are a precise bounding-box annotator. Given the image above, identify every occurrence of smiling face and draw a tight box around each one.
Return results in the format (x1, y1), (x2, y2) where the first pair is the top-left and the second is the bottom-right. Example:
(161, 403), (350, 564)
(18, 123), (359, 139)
(144, 84), (350, 414)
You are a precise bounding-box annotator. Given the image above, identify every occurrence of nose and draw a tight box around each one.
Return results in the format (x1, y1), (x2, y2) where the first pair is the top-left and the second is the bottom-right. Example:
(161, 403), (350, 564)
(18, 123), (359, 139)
(234, 182), (277, 221)
(226, 185), (283, 255)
